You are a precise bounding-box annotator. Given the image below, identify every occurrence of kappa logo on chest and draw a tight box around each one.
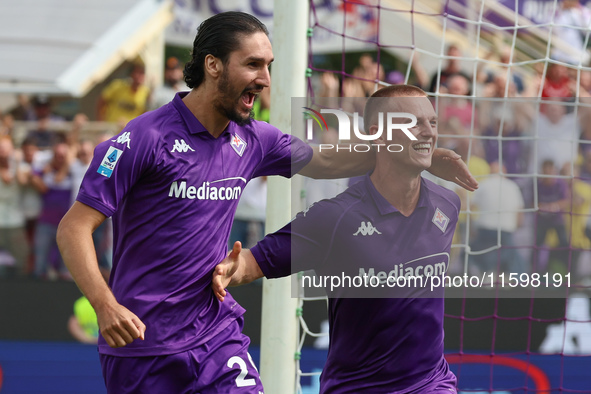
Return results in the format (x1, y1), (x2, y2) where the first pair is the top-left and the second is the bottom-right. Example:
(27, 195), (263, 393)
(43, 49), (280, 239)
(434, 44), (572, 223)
(353, 221), (382, 236)
(171, 139), (195, 153)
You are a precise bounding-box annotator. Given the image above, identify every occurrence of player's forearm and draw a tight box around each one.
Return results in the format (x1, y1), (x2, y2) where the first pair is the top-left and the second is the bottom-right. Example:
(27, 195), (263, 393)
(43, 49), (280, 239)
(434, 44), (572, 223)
(300, 144), (476, 191)
(425, 148), (479, 191)
(228, 249), (264, 286)
(57, 212), (116, 311)
(428, 147), (454, 172)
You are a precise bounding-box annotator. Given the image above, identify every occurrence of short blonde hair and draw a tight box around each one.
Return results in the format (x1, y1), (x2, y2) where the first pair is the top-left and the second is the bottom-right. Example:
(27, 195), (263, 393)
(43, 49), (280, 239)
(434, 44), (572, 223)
(363, 85), (427, 133)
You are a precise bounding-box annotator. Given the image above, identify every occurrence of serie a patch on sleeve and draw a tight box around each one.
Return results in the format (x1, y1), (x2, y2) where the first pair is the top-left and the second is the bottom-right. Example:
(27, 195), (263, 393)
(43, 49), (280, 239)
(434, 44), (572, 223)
(97, 147), (123, 178)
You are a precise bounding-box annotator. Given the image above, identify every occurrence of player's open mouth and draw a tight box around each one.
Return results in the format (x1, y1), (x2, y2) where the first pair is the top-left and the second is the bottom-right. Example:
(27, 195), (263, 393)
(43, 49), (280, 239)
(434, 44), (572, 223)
(412, 142), (431, 154)
(241, 91), (258, 108)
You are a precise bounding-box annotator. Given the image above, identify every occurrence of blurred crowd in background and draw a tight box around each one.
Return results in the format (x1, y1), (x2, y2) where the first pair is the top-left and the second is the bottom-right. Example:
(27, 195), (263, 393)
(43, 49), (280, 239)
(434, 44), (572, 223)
(0, 55), (189, 281)
(2, 20), (591, 288)
(311, 40), (591, 285)
(0, 54), (274, 283)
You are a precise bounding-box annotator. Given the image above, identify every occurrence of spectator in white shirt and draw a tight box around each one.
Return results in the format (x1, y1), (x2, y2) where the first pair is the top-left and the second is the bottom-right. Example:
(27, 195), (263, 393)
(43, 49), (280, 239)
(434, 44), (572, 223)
(470, 162), (527, 275)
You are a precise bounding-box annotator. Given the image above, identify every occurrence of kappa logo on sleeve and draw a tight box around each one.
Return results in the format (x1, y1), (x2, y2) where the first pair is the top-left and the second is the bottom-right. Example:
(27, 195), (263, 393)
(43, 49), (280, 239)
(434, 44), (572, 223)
(97, 147), (123, 178)
(432, 208), (450, 233)
(111, 132), (131, 149)
(230, 133), (247, 157)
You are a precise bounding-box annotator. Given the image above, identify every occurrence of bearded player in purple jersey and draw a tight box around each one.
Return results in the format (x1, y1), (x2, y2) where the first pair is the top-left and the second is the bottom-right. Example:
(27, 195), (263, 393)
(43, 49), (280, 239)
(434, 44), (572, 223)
(57, 11), (474, 394)
(214, 85), (461, 393)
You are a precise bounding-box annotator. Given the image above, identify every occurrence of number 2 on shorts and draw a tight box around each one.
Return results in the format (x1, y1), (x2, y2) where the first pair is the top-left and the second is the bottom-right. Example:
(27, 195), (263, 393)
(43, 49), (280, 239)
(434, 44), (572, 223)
(227, 355), (256, 387)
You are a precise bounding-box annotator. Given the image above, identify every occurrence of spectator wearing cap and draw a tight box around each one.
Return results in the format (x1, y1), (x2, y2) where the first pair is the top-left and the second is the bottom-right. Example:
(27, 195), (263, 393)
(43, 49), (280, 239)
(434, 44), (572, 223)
(151, 56), (189, 110)
(97, 61), (151, 125)
(25, 95), (65, 150)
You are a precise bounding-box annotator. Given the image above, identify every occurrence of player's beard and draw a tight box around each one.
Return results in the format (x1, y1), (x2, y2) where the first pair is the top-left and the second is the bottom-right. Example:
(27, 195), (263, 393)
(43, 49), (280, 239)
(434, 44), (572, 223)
(215, 69), (254, 126)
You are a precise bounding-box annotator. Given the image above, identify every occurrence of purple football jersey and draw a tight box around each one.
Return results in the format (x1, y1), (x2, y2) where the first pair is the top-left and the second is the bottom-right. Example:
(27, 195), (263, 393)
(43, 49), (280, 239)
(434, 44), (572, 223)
(77, 92), (312, 357)
(252, 175), (460, 392)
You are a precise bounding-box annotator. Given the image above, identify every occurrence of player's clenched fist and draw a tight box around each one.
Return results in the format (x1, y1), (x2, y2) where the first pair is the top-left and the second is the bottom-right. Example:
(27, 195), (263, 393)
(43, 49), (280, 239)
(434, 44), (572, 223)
(95, 301), (146, 348)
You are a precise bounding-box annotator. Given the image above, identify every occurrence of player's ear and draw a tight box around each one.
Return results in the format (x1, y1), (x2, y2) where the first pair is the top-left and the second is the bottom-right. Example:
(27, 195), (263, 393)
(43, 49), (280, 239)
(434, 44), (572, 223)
(204, 54), (222, 79)
(369, 124), (386, 143)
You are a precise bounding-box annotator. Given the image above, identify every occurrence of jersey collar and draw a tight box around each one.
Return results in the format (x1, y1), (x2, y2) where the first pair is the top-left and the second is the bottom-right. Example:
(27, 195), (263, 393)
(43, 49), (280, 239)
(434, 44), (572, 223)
(172, 92), (236, 137)
(364, 174), (430, 216)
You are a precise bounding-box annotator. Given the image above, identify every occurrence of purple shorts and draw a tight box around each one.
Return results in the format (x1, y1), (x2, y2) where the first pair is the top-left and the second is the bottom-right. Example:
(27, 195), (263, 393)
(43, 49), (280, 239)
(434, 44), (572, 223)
(415, 382), (457, 394)
(407, 361), (457, 394)
(321, 357), (457, 393)
(100, 318), (264, 393)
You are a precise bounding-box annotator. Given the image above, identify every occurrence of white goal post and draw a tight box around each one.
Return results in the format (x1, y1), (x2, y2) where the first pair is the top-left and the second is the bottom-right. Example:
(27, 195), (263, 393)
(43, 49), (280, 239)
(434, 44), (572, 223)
(260, 1), (310, 393)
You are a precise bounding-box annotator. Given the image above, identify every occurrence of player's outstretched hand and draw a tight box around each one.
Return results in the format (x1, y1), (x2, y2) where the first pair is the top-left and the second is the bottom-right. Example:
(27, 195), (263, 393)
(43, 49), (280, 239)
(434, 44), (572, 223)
(213, 241), (242, 302)
(95, 301), (146, 348)
(429, 148), (479, 192)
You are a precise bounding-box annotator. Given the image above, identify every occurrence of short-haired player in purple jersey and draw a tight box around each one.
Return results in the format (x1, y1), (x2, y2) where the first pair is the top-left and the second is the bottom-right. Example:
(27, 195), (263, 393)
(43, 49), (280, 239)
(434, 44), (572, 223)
(214, 85), (461, 393)
(57, 11), (475, 393)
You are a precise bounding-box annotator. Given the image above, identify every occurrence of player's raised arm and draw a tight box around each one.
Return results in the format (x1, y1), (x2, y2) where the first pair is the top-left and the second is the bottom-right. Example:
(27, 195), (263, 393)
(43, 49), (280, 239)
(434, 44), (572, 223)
(57, 202), (146, 348)
(428, 147), (479, 191)
(299, 143), (478, 191)
(212, 241), (263, 302)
